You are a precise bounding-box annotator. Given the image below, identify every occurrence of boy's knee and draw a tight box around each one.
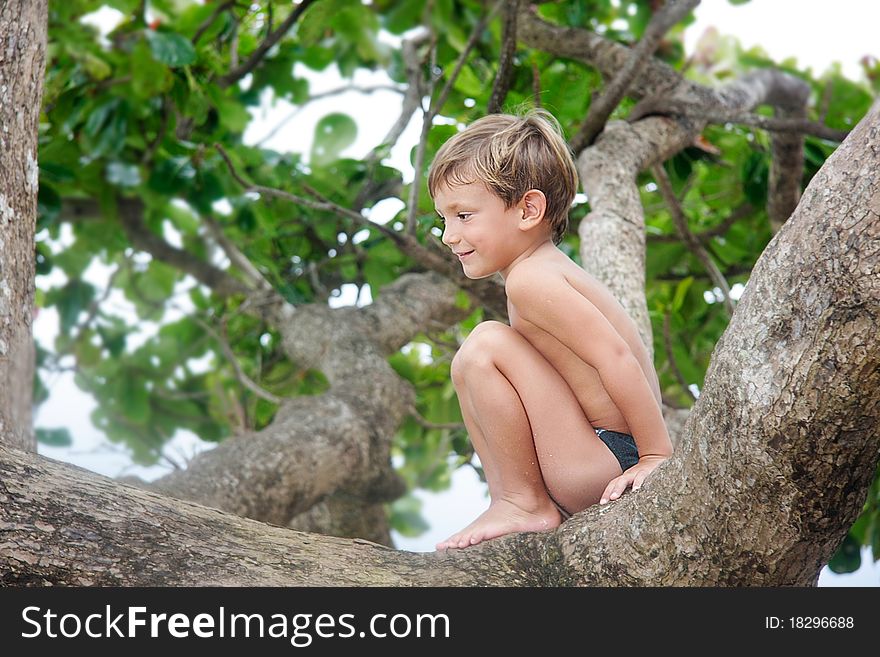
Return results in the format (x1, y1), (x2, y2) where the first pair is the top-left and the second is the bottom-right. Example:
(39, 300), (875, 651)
(451, 347), (492, 385)
(451, 321), (510, 384)
(469, 320), (508, 336)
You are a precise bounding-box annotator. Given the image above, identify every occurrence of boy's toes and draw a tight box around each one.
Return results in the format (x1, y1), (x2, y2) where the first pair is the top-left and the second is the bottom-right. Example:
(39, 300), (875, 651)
(435, 535), (454, 551)
(436, 532), (463, 551)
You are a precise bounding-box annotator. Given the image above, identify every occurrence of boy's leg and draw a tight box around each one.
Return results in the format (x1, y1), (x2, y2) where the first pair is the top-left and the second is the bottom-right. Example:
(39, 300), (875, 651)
(437, 321), (622, 550)
(455, 384), (503, 501)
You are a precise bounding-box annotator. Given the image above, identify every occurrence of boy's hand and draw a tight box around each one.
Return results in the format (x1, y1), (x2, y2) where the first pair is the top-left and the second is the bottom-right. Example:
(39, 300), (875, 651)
(599, 455), (669, 505)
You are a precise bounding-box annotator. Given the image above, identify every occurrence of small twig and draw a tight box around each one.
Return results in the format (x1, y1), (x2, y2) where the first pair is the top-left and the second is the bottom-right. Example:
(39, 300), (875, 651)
(306, 260), (330, 301)
(629, 99), (849, 142)
(215, 143), (406, 247)
(191, 314), (283, 405)
(67, 265), (123, 344)
(152, 388), (211, 401)
(647, 203), (753, 243)
(408, 405), (466, 432)
(663, 310), (698, 402)
(263, 86), (401, 145)
(487, 0), (519, 114)
(651, 163), (735, 318)
(141, 97), (170, 165)
(254, 84), (405, 147)
(405, 38), (440, 237)
(201, 213), (276, 294)
(217, 0), (317, 88)
(94, 75), (133, 92)
(192, 0), (235, 44)
(432, 2), (503, 115)
(229, 13), (239, 71)
(570, 0), (701, 153)
(654, 264), (751, 283)
(265, 1), (274, 36)
(531, 59), (542, 108)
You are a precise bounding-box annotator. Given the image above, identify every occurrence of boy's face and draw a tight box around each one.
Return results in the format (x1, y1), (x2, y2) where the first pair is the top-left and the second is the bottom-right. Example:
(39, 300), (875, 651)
(434, 180), (531, 280)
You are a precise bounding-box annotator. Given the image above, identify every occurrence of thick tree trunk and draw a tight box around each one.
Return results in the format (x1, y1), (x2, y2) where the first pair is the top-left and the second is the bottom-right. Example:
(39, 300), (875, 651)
(3, 98), (877, 586)
(0, 0), (46, 454)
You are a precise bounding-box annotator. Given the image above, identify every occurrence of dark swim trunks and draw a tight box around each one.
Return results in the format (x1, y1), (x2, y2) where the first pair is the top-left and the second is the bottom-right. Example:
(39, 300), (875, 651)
(593, 427), (640, 473)
(549, 427), (641, 521)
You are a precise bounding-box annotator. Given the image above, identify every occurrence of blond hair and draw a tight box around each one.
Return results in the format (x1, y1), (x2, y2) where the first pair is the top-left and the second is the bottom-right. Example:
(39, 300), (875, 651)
(427, 109), (579, 245)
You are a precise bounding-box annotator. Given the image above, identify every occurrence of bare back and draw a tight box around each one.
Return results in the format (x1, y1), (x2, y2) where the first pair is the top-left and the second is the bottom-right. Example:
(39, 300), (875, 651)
(506, 249), (662, 433)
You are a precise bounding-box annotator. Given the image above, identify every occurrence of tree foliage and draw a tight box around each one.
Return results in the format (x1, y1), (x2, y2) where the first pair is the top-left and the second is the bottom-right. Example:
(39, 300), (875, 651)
(34, 0), (879, 572)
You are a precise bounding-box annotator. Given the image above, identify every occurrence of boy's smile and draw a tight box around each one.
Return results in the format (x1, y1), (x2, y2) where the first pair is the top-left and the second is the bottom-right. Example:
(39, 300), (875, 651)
(434, 181), (549, 281)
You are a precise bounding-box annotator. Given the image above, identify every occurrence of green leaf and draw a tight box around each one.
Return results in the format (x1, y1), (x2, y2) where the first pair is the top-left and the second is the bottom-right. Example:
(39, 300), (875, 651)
(36, 427), (74, 447)
(82, 98), (128, 159)
(97, 323), (127, 357)
(140, 261), (177, 302)
(145, 29), (197, 68)
(298, 0), (344, 46)
(389, 494), (429, 537)
(383, 0), (426, 34)
(37, 184), (62, 232)
(131, 39), (172, 97)
(742, 151), (769, 206)
(672, 277), (694, 312)
(75, 334), (104, 367)
(117, 374), (150, 424)
(827, 534), (862, 574)
(49, 279), (96, 334)
(310, 113), (357, 165)
(81, 52), (112, 81)
(149, 156), (196, 194)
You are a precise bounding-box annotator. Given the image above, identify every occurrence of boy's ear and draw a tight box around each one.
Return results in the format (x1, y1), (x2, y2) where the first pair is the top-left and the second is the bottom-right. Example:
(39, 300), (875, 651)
(519, 189), (547, 231)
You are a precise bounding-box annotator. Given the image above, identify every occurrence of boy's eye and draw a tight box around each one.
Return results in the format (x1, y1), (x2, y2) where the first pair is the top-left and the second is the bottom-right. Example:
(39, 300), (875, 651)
(457, 213), (473, 221)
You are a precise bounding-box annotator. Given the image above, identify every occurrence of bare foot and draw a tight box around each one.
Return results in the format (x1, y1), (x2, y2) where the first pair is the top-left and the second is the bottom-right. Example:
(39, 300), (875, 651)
(435, 496), (562, 550)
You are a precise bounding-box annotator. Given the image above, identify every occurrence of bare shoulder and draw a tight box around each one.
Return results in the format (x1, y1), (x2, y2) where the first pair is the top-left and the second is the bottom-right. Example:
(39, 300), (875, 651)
(504, 255), (565, 298)
(504, 251), (592, 305)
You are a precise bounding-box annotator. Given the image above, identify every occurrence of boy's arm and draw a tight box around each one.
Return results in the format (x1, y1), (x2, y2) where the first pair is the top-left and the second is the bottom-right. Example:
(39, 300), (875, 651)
(506, 266), (673, 461)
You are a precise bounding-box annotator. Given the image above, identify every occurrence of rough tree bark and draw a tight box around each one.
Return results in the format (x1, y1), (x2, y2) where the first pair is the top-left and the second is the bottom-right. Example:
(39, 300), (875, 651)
(1, 5), (878, 586)
(0, 0), (46, 454)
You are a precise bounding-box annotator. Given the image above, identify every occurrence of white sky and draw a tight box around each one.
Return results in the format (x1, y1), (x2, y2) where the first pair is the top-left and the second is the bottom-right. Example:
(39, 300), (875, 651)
(33, 0), (879, 584)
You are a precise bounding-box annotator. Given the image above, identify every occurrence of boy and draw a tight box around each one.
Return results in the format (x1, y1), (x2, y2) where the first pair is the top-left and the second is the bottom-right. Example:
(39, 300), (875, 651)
(428, 109), (674, 551)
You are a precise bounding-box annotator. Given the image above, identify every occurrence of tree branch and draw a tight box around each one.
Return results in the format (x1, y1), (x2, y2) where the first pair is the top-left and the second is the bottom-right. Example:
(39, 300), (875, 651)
(628, 99), (849, 142)
(487, 0), (519, 114)
(407, 404), (466, 432)
(766, 79), (811, 233)
(570, 0), (700, 153)
(60, 198), (252, 298)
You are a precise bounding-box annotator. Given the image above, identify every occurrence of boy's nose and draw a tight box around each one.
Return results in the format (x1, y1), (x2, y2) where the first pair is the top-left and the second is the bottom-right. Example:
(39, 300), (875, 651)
(441, 225), (458, 248)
